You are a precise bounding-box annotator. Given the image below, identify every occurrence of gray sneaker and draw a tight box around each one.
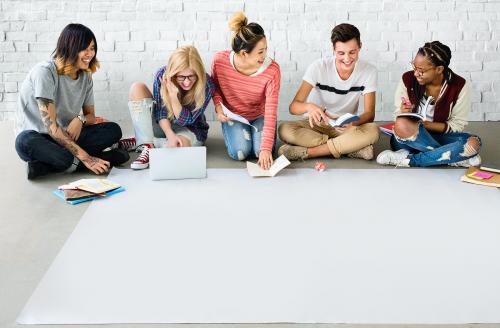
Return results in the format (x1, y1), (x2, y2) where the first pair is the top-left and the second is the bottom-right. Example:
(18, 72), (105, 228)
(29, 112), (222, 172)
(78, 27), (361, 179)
(347, 145), (374, 160)
(376, 149), (411, 167)
(278, 144), (309, 161)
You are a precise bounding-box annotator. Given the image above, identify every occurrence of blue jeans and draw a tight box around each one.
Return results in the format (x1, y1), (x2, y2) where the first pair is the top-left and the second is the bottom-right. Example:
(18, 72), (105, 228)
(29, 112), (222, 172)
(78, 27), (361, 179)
(15, 122), (122, 173)
(390, 124), (481, 167)
(221, 117), (276, 160)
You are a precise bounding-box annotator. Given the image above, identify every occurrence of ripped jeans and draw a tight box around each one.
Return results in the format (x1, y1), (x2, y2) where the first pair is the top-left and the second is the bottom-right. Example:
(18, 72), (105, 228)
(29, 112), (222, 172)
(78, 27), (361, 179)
(390, 124), (481, 167)
(221, 117), (276, 160)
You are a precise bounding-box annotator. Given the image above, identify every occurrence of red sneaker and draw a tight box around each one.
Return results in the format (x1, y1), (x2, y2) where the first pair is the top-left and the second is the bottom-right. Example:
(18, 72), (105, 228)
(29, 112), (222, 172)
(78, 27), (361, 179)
(131, 144), (153, 170)
(118, 137), (137, 152)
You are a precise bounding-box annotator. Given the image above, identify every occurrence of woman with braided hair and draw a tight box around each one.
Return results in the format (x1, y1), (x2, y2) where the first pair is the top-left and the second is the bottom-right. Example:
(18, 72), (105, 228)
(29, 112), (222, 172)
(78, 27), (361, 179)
(376, 41), (482, 167)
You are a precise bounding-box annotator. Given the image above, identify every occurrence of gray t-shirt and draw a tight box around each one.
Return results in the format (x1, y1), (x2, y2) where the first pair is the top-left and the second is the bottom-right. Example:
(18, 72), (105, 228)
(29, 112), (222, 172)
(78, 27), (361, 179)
(15, 60), (94, 136)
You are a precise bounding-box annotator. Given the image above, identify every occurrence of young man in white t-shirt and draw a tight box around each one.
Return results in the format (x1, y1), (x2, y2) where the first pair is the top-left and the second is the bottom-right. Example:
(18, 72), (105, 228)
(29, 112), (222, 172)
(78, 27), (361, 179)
(278, 23), (379, 161)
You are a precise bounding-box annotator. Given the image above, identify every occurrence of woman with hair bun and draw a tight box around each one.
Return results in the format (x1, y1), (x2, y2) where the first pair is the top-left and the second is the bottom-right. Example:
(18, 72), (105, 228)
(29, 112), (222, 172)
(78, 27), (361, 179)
(211, 12), (281, 170)
(377, 41), (482, 167)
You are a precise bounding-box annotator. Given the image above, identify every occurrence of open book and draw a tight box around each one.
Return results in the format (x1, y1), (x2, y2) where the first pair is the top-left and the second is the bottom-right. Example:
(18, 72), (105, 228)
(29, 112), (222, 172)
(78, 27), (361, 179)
(221, 104), (258, 132)
(328, 113), (360, 127)
(58, 179), (121, 194)
(397, 96), (434, 121)
(247, 155), (291, 177)
(303, 110), (359, 127)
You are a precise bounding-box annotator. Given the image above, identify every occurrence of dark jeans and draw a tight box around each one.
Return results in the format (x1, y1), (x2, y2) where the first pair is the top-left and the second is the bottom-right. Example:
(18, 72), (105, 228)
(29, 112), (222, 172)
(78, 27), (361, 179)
(15, 122), (122, 173)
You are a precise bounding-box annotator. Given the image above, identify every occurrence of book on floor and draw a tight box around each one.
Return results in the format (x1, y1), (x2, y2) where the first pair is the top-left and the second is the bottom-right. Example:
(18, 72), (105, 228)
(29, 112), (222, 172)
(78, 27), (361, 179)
(480, 162), (500, 174)
(58, 178), (121, 194)
(54, 178), (124, 204)
(247, 154), (291, 177)
(460, 167), (500, 188)
(53, 187), (125, 205)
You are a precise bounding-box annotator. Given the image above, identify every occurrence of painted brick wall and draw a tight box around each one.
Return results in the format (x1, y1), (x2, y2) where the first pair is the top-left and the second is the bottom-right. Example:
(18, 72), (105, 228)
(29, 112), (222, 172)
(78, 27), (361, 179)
(1, 0), (500, 129)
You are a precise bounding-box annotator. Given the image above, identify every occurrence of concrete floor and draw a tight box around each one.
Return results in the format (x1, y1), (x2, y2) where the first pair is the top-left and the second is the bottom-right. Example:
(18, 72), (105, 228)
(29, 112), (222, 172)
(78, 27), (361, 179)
(1, 120), (499, 328)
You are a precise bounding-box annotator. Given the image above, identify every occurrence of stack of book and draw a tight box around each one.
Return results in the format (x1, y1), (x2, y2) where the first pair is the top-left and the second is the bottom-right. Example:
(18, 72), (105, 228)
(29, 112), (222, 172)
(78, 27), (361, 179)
(53, 179), (125, 204)
(460, 164), (500, 188)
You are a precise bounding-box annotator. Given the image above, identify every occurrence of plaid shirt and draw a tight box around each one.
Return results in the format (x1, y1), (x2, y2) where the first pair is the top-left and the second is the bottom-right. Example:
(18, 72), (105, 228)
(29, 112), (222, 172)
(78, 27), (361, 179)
(153, 66), (214, 142)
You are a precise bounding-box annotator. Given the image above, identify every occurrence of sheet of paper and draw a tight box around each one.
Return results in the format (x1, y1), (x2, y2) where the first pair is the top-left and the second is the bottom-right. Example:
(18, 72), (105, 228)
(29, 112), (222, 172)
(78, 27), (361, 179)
(18, 168), (500, 324)
(246, 155), (291, 177)
(222, 104), (258, 131)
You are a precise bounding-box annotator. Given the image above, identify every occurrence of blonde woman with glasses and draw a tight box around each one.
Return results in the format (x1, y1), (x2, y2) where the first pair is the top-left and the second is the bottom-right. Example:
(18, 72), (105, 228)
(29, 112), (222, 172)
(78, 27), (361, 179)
(119, 46), (215, 169)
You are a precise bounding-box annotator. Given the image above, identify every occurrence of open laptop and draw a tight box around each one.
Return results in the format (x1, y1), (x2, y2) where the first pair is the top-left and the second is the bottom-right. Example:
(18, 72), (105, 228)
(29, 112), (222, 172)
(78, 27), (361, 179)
(149, 147), (207, 180)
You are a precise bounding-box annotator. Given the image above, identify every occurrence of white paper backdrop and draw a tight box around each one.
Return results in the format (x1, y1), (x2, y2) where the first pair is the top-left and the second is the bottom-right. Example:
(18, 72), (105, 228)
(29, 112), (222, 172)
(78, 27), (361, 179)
(17, 168), (500, 324)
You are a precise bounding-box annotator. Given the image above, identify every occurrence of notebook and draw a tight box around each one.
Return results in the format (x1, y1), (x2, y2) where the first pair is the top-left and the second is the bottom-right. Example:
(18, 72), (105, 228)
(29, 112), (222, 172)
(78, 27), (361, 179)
(460, 166), (500, 188)
(149, 147), (207, 180)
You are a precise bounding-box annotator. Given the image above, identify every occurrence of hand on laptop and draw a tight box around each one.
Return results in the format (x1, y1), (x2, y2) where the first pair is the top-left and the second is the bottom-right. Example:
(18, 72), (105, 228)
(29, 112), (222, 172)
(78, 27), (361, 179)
(167, 134), (184, 148)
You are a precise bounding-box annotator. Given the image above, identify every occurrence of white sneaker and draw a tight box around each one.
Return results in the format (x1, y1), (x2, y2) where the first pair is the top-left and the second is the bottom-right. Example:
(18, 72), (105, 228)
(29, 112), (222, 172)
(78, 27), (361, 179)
(376, 149), (411, 167)
(131, 146), (150, 170)
(449, 154), (482, 168)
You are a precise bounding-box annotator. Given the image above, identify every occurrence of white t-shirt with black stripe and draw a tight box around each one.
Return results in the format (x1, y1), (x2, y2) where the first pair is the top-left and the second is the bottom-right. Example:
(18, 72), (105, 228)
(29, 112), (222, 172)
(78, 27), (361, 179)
(303, 57), (377, 116)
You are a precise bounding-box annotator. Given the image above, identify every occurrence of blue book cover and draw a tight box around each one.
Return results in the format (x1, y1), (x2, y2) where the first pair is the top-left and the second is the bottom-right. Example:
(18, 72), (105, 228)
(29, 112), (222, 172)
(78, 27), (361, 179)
(328, 113), (360, 127)
(53, 187), (125, 205)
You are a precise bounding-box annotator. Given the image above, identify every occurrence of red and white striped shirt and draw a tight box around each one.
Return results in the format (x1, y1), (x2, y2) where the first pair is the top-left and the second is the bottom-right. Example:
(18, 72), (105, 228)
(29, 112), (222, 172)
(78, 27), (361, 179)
(211, 50), (281, 152)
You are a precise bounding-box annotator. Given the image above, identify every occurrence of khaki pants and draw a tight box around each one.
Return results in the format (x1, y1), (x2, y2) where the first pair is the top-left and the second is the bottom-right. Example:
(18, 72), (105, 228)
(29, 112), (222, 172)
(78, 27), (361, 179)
(278, 119), (380, 158)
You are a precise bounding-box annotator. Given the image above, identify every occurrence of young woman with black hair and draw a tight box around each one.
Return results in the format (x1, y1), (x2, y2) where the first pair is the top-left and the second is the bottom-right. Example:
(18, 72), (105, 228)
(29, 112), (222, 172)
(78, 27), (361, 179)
(15, 23), (128, 179)
(376, 41), (482, 167)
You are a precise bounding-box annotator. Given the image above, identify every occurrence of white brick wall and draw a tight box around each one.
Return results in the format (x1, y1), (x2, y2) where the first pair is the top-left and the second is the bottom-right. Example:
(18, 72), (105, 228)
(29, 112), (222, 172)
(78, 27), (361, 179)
(1, 0), (499, 124)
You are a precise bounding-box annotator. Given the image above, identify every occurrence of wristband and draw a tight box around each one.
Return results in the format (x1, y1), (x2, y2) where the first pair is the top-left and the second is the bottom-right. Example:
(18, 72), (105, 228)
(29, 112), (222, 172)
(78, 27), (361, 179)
(77, 114), (86, 125)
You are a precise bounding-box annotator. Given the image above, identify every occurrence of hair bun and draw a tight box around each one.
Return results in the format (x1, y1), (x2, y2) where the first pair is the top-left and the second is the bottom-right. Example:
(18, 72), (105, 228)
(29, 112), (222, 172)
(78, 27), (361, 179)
(228, 11), (248, 33)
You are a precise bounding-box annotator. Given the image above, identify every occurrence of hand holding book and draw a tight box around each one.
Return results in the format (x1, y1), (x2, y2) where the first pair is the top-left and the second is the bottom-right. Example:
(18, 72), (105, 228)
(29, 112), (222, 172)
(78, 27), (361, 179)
(397, 96), (433, 122)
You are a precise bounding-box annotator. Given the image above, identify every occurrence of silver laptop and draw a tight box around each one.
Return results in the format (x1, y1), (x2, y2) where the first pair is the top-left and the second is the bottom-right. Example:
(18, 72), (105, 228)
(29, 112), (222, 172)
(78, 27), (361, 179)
(149, 147), (207, 180)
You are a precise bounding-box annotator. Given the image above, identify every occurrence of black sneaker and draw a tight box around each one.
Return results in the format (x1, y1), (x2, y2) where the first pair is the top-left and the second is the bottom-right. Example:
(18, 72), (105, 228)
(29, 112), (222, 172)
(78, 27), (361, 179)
(27, 160), (51, 180)
(98, 148), (130, 167)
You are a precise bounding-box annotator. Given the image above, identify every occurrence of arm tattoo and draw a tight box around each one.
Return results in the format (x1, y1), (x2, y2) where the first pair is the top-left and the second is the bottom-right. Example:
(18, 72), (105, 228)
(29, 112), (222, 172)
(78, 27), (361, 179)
(37, 97), (80, 157)
(37, 98), (53, 131)
(83, 156), (99, 168)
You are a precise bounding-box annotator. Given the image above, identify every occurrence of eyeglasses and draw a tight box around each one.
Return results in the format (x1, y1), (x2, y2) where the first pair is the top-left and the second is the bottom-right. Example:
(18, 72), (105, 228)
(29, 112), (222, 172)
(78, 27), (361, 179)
(175, 74), (197, 82)
(410, 62), (435, 76)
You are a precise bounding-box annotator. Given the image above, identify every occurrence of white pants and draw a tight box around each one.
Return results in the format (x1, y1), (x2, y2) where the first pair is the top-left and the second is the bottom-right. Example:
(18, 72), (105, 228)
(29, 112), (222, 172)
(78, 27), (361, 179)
(128, 98), (202, 147)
